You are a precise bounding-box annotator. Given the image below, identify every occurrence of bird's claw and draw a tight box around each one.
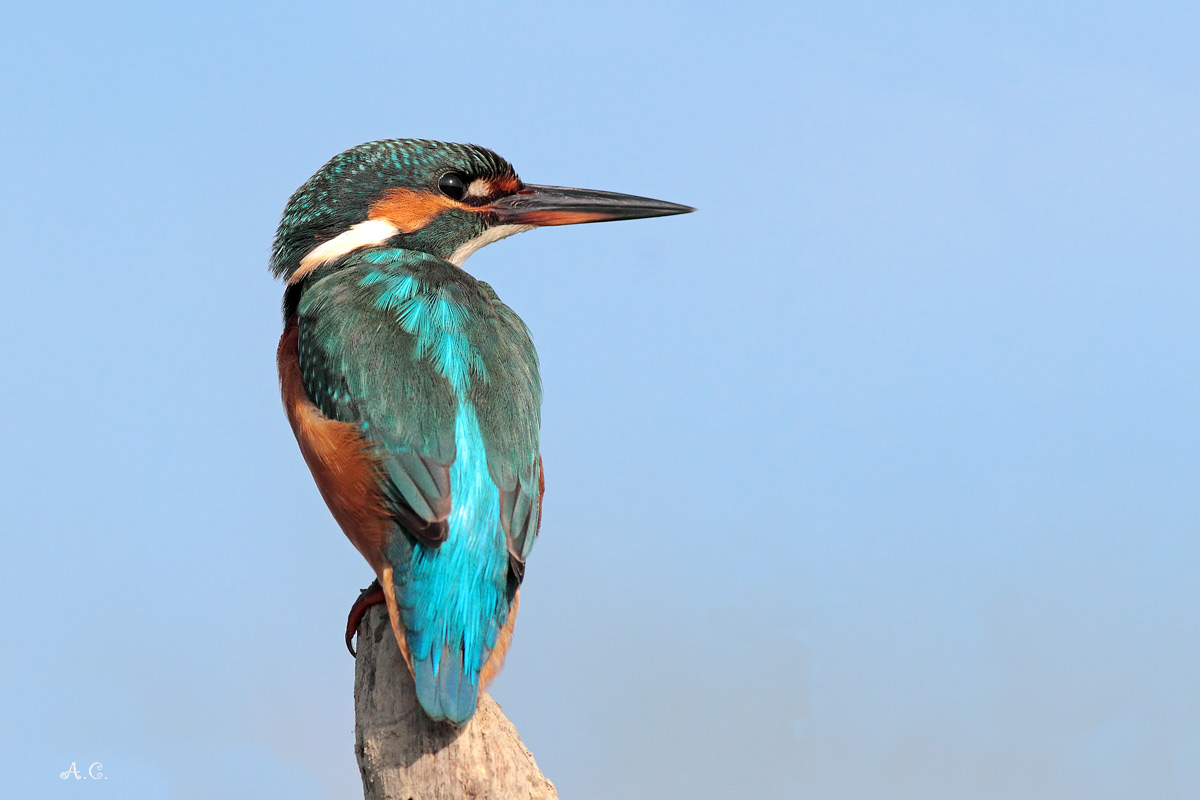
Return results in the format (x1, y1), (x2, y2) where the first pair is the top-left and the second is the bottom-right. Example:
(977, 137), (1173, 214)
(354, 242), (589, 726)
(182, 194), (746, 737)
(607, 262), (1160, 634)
(345, 579), (385, 656)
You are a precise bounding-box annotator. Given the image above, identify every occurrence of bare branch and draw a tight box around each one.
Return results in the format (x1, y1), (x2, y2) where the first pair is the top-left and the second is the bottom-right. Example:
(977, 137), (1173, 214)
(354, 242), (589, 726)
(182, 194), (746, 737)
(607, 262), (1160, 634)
(354, 605), (558, 800)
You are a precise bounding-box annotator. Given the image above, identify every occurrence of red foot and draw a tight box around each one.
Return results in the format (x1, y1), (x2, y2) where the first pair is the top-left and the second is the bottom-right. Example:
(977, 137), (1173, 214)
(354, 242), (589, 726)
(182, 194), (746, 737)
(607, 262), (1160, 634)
(345, 580), (385, 656)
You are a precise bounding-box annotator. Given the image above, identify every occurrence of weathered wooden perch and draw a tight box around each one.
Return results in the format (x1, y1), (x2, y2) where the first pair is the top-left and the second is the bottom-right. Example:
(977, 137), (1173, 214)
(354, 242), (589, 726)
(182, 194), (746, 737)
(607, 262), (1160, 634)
(353, 604), (558, 800)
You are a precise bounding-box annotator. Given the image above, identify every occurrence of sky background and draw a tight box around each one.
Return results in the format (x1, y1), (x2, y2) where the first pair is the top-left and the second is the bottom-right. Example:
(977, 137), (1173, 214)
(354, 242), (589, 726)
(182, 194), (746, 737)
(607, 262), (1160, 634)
(2, 2), (1198, 798)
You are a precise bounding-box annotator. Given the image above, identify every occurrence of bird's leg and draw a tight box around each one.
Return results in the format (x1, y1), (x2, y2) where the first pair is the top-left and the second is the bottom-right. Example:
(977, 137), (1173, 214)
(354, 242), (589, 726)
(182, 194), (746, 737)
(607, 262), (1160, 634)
(346, 579), (386, 656)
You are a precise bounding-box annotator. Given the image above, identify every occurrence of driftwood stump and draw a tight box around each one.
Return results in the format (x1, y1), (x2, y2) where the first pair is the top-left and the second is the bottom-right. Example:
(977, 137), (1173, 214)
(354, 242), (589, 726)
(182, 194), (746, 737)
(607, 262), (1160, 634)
(353, 604), (558, 800)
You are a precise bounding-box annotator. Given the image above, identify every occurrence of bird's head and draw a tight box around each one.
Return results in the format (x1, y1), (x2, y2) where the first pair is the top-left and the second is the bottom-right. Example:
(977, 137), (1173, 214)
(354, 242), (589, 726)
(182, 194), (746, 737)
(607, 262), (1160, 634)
(270, 139), (693, 284)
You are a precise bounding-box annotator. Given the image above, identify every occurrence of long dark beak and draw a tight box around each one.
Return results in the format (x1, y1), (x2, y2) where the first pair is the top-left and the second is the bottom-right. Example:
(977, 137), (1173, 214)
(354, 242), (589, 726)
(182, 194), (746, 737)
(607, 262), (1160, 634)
(488, 184), (694, 227)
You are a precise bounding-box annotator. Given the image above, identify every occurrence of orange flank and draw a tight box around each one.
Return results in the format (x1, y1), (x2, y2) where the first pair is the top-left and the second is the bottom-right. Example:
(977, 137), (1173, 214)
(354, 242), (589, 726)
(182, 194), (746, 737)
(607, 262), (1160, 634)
(480, 589), (520, 691)
(537, 455), (545, 522)
(379, 565), (413, 671)
(277, 321), (391, 575)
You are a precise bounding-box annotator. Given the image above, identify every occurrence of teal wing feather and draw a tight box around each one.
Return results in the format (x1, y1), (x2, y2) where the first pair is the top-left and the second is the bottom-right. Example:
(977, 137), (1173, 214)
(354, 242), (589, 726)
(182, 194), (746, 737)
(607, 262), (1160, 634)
(471, 281), (544, 569)
(296, 269), (457, 546)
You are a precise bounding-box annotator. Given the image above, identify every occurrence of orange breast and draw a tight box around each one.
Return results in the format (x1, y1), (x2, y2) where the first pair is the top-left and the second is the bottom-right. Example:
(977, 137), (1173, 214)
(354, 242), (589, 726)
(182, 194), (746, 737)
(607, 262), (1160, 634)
(277, 320), (391, 574)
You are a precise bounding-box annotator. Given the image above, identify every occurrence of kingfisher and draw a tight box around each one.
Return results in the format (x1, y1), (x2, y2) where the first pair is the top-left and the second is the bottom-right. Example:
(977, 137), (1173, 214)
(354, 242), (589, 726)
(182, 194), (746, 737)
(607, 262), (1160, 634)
(271, 139), (691, 724)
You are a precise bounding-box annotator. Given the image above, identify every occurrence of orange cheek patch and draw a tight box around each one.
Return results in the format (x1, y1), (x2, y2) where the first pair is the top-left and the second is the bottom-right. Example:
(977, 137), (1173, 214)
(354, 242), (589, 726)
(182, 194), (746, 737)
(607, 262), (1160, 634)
(369, 188), (463, 232)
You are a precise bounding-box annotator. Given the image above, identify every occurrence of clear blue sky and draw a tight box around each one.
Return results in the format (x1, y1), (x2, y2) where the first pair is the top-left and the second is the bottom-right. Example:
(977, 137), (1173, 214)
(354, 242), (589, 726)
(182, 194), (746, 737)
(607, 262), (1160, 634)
(2, 3), (1198, 798)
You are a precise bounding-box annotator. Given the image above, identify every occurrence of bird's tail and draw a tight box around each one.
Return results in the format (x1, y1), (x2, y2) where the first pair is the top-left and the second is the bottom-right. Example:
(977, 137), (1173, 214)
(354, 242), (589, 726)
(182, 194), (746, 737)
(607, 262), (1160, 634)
(380, 564), (514, 725)
(411, 639), (480, 724)
(402, 604), (503, 725)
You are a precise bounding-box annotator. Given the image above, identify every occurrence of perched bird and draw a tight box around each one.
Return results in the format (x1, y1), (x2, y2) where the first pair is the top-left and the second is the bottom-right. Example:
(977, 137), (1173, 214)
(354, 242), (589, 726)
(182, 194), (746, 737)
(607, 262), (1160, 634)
(271, 139), (691, 724)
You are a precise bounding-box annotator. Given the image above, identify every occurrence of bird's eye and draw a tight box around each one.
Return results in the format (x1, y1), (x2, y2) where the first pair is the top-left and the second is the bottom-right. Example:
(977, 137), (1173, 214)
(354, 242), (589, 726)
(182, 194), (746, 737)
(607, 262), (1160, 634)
(438, 172), (467, 201)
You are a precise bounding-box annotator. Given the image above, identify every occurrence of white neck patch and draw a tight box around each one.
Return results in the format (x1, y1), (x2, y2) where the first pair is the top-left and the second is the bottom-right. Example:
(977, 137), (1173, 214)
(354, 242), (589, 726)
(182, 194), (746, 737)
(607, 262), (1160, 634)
(291, 219), (400, 283)
(448, 224), (534, 267)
